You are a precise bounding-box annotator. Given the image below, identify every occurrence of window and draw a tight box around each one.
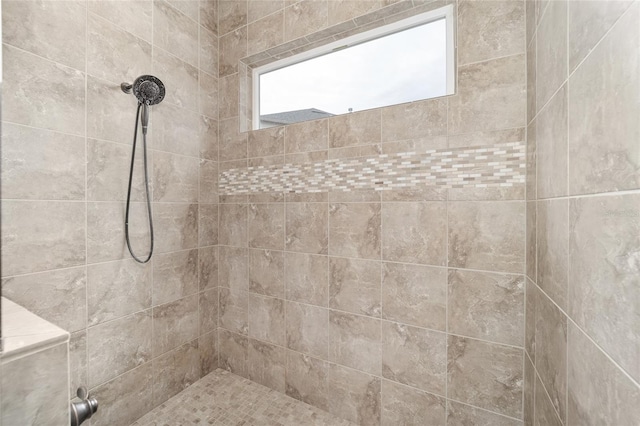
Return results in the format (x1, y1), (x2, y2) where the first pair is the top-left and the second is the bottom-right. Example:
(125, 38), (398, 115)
(253, 5), (455, 129)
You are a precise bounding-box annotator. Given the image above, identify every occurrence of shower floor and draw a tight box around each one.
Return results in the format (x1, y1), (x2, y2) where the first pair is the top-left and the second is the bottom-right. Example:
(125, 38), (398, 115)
(130, 369), (354, 426)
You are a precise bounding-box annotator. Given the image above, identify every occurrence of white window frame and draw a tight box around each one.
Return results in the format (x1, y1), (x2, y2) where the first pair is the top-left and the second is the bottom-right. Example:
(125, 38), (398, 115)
(252, 4), (455, 130)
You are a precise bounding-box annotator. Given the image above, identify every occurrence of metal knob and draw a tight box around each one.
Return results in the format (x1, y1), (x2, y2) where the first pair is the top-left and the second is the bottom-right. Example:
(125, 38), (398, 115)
(70, 386), (98, 426)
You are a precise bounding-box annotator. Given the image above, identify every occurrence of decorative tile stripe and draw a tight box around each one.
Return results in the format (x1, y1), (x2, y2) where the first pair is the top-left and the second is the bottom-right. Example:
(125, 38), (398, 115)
(219, 142), (525, 194)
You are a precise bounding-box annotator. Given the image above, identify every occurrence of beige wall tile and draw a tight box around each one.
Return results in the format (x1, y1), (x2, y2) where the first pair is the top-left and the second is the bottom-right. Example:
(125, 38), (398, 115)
(2, 267), (86, 333)
(382, 262), (446, 330)
(91, 363), (154, 426)
(526, 33), (536, 124)
(1, 343), (70, 426)
(327, 363), (381, 425)
(219, 0), (248, 35)
(248, 0), (284, 22)
(534, 373), (562, 426)
(87, 202), (148, 263)
(87, 310), (152, 388)
(199, 246), (219, 290)
(200, 0), (219, 34)
(199, 287), (219, 332)
(219, 246), (248, 290)
(88, 13), (152, 84)
(329, 203), (381, 259)
(152, 102), (201, 157)
(329, 257), (381, 317)
(87, 139), (146, 202)
(199, 25), (219, 77)
(285, 301), (328, 358)
(448, 54), (525, 135)
(247, 339), (286, 392)
(568, 322), (640, 425)
(168, 0), (200, 20)
(219, 28), (247, 77)
(286, 202), (328, 253)
(382, 321), (446, 396)
(199, 202), (218, 246)
(153, 203), (199, 253)
(219, 329), (249, 377)
(2, 123), (85, 200)
(328, 0), (381, 26)
(2, 0), (86, 70)
(448, 335), (523, 418)
(329, 109), (381, 148)
(87, 259), (152, 325)
(219, 203), (247, 246)
(525, 278), (536, 363)
(535, 0), (566, 110)
(152, 295), (199, 356)
(526, 201), (536, 281)
(1, 200), (86, 276)
(285, 118), (329, 153)
(568, 3), (639, 195)
(200, 330), (219, 375)
(248, 126), (285, 157)
(536, 85), (568, 199)
(524, 352), (534, 426)
(448, 269), (524, 347)
(458, 0), (525, 65)
(153, 151), (200, 202)
(381, 379), (446, 426)
(447, 400), (522, 426)
(152, 249), (199, 306)
(200, 115), (219, 160)
(285, 350), (329, 410)
(285, 252), (328, 306)
(381, 98), (447, 142)
(154, 0), (199, 66)
(448, 201), (525, 274)
(568, 193), (640, 381)
(568, 0), (633, 73)
(248, 11), (284, 55)
(219, 73), (239, 119)
(536, 199), (568, 309)
(248, 293), (285, 345)
(329, 310), (381, 375)
(3, 44), (85, 136)
(535, 288), (567, 422)
(89, 1), (152, 41)
(219, 288), (249, 334)
(249, 248), (285, 297)
(219, 116), (248, 160)
(69, 331), (88, 396)
(199, 71), (219, 117)
(249, 203), (285, 249)
(381, 202), (447, 266)
(199, 160), (219, 202)
(152, 340), (201, 405)
(284, 0), (328, 41)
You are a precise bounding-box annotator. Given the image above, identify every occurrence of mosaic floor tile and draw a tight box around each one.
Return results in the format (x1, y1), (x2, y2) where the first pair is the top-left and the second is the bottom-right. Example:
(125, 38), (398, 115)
(130, 369), (354, 426)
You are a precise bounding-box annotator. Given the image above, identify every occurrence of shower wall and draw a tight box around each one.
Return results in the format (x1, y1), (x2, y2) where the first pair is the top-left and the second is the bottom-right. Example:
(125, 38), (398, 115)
(524, 0), (640, 424)
(215, 0), (528, 424)
(1, 1), (219, 425)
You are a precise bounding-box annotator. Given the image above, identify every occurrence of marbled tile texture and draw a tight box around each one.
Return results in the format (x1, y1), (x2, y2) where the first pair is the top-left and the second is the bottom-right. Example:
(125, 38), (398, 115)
(2, 0), (219, 425)
(11, 0), (640, 425)
(525, 2), (640, 426)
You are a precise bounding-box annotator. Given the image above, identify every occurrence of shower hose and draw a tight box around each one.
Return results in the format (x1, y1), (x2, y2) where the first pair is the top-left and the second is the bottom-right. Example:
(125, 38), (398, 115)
(125, 102), (154, 263)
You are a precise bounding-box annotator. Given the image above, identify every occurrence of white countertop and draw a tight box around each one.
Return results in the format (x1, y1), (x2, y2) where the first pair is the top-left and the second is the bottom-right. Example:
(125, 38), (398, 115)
(1, 297), (69, 362)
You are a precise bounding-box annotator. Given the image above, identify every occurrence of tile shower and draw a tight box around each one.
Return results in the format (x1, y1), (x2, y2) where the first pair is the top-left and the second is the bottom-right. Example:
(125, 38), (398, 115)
(0, 1), (638, 426)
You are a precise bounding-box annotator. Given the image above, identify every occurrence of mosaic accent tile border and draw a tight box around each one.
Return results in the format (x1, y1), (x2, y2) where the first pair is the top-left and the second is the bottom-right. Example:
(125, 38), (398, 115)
(220, 142), (526, 195)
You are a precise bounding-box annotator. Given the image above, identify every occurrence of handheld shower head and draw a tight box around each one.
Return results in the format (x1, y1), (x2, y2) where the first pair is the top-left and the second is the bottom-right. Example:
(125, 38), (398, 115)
(121, 75), (165, 105)
(121, 75), (165, 135)
(133, 75), (165, 105)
